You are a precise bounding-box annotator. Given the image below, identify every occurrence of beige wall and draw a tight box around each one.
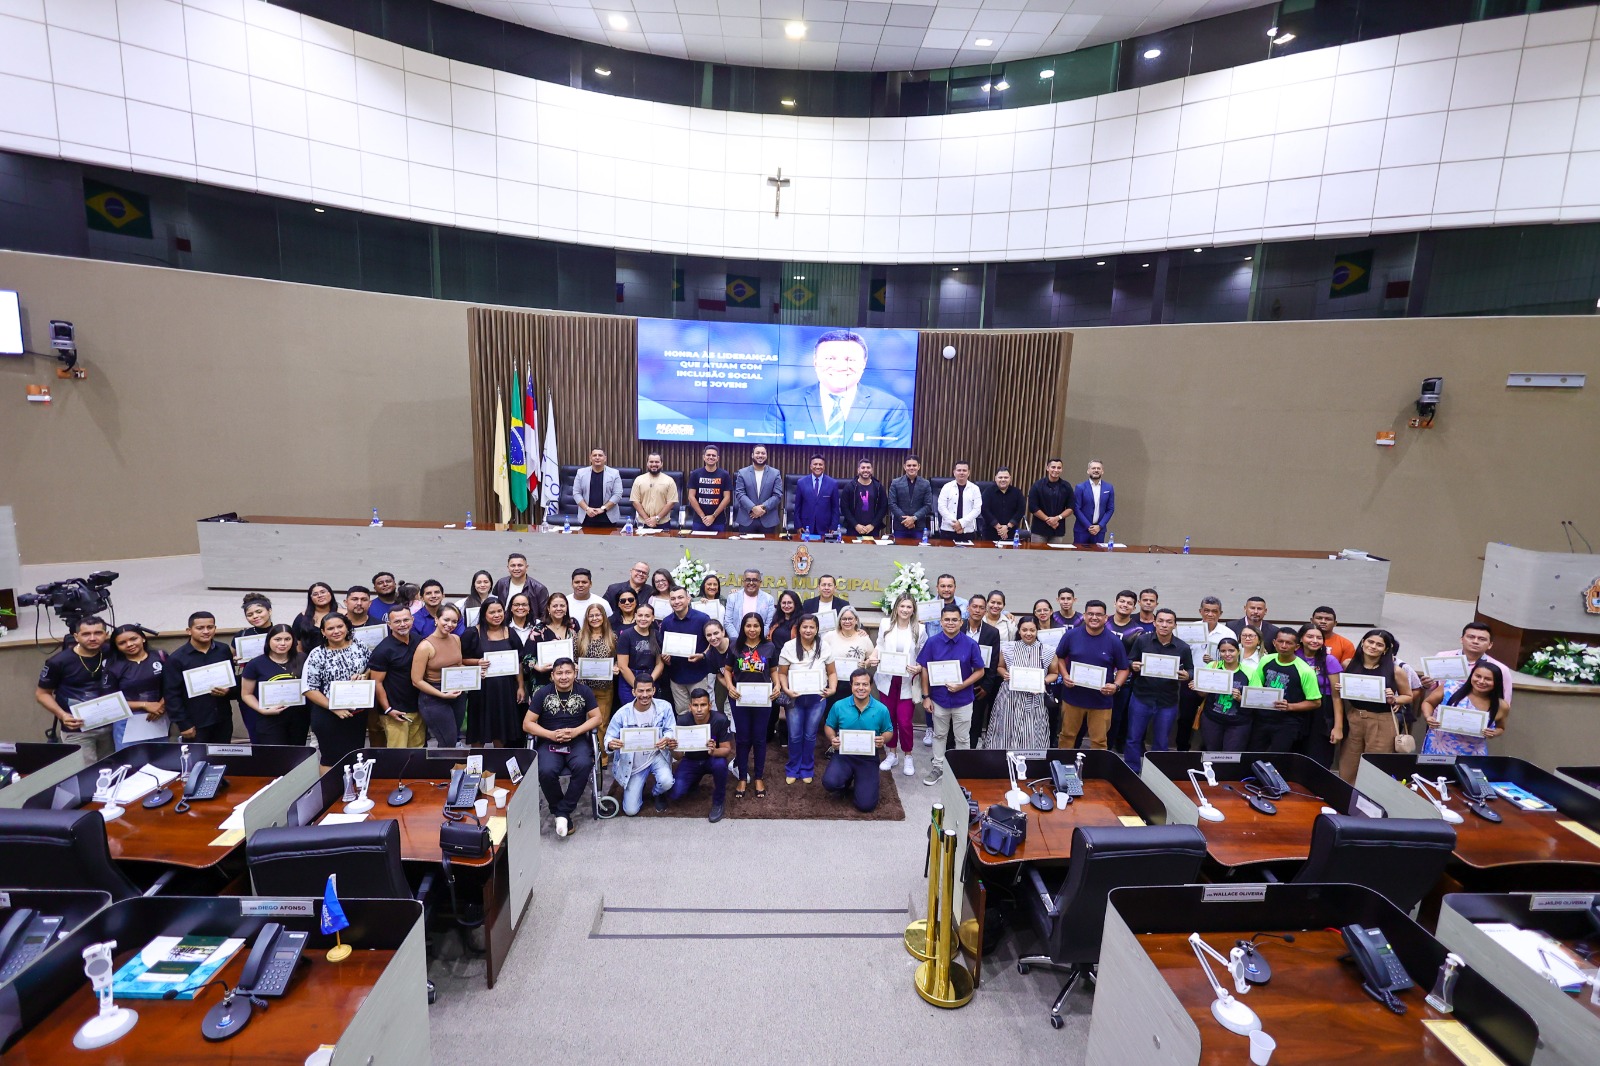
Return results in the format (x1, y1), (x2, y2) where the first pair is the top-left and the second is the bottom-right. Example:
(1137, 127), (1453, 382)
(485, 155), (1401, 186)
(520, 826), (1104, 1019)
(0, 251), (472, 562)
(1063, 317), (1600, 599)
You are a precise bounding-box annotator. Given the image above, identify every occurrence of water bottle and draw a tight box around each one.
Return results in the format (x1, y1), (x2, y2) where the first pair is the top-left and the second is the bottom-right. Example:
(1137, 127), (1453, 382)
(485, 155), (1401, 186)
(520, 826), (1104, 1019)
(622, 517), (634, 536)
(464, 510), (474, 530)
(1012, 529), (1021, 548)
(370, 507), (381, 527)
(341, 764), (356, 803)
(1104, 529), (1113, 551)
(563, 516), (571, 534)
(920, 525), (929, 546)
(1183, 536), (1191, 555)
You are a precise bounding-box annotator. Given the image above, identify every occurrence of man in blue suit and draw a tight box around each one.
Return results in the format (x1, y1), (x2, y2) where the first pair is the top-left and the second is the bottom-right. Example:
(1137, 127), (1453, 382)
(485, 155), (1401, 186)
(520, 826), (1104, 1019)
(763, 330), (912, 448)
(1072, 460), (1115, 545)
(792, 454), (842, 535)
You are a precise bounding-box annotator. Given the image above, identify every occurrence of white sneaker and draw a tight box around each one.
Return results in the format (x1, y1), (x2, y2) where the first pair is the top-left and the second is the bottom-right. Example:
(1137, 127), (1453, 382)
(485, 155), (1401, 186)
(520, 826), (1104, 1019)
(554, 816), (569, 838)
(879, 752), (899, 772)
(903, 755), (916, 777)
(922, 727), (934, 747)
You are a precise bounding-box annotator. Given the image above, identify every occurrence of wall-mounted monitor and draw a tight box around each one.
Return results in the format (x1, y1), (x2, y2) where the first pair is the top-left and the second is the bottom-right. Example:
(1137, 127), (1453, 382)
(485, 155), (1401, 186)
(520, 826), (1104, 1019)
(0, 290), (22, 355)
(637, 319), (917, 448)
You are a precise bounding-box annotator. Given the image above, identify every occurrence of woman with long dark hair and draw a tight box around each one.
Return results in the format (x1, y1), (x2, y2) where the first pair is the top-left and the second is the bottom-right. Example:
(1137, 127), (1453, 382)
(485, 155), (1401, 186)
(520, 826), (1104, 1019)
(292, 582), (338, 654)
(108, 624), (168, 748)
(465, 598), (524, 746)
(1336, 629), (1413, 781)
(1421, 660), (1507, 756)
(767, 589), (804, 745)
(776, 614), (839, 785)
(411, 603), (479, 747)
(459, 569), (497, 624)
(240, 623), (310, 745)
(303, 613), (371, 764)
(1296, 622), (1344, 767)
(725, 611), (776, 799)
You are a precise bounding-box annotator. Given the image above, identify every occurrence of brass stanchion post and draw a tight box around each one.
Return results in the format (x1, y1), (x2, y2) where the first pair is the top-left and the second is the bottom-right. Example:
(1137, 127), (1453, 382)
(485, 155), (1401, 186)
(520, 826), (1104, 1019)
(914, 828), (974, 1008)
(904, 803), (943, 961)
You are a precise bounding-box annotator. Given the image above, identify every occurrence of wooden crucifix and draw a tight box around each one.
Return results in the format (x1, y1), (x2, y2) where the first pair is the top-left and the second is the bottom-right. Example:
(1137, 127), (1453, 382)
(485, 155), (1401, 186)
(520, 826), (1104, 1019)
(766, 168), (791, 218)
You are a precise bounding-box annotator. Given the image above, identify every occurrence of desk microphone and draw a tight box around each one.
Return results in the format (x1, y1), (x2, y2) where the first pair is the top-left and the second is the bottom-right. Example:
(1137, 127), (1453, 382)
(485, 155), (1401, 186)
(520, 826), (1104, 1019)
(1226, 784), (1276, 815)
(388, 753), (420, 807)
(1236, 933), (1295, 984)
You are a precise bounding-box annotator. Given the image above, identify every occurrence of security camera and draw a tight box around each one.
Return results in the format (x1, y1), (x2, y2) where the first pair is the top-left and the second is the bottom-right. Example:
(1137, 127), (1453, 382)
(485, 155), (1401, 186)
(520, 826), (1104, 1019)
(50, 319), (80, 374)
(1416, 377), (1442, 422)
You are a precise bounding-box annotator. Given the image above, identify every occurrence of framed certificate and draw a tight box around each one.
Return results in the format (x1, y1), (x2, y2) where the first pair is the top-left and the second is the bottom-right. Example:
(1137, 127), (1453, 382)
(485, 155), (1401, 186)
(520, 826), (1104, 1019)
(257, 679), (305, 707)
(351, 624), (387, 650)
(789, 667), (825, 695)
(1009, 666), (1045, 694)
(1202, 642), (1219, 663)
(328, 679), (375, 710)
(1242, 686), (1281, 710)
(463, 607), (481, 628)
(1173, 622), (1208, 645)
(183, 660), (235, 698)
(816, 609), (838, 632)
(738, 682), (773, 706)
(536, 638), (575, 668)
(676, 724), (711, 751)
(976, 644), (994, 668)
(74, 692), (132, 731)
(661, 631), (698, 658)
(876, 651), (909, 677)
(916, 600), (944, 624)
(579, 657), (615, 681)
(483, 650), (520, 678)
(234, 633), (267, 661)
(840, 729), (876, 755)
(620, 727), (657, 752)
(927, 660), (963, 687)
(1339, 673), (1386, 702)
(1422, 655), (1469, 681)
(1069, 662), (1107, 689)
(1142, 653), (1181, 679)
(1438, 706), (1490, 737)
(1192, 669), (1234, 695)
(440, 665), (482, 692)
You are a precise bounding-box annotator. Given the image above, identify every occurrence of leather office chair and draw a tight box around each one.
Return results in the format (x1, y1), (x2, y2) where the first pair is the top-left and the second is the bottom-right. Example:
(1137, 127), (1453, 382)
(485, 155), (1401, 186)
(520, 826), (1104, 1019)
(1287, 813), (1456, 913)
(246, 819), (415, 899)
(1017, 825), (1208, 1028)
(0, 808), (145, 901)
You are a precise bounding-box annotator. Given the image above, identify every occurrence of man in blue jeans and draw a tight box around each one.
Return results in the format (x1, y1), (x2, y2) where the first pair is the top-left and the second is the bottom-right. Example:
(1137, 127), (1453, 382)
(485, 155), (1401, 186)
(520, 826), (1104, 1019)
(1122, 608), (1194, 772)
(525, 658), (601, 840)
(669, 687), (733, 823)
(605, 676), (679, 815)
(823, 669), (895, 812)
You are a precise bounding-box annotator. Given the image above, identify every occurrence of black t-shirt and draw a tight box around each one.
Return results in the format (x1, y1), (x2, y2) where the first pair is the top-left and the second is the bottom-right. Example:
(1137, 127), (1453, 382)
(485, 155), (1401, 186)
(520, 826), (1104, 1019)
(108, 653), (167, 703)
(1259, 658), (1306, 705)
(731, 640), (776, 682)
(1201, 668), (1251, 723)
(618, 628), (659, 677)
(38, 647), (115, 709)
(367, 635), (421, 713)
(529, 683), (597, 732)
(687, 468), (734, 516)
(1126, 633), (1194, 706)
(243, 655), (300, 685)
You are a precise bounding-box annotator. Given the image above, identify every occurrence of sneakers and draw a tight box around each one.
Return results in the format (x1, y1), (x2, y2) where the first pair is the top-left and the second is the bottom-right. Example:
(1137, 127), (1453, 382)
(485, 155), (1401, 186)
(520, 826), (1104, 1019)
(923, 726), (934, 747)
(708, 803), (725, 823)
(879, 751), (899, 771)
(554, 816), (569, 838)
(923, 767), (943, 786)
(785, 776), (797, 784)
(903, 754), (916, 777)
(653, 792), (669, 813)
(802, 777), (813, 784)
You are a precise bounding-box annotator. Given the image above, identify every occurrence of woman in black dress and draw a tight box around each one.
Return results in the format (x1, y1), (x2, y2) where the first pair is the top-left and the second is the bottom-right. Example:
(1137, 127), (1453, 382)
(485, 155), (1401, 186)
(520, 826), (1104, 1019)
(239, 624), (310, 745)
(292, 582), (338, 654)
(465, 598), (525, 746)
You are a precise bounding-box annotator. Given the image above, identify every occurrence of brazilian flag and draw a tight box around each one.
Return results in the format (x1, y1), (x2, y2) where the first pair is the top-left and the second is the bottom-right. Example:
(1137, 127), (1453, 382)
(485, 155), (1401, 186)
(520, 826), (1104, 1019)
(870, 277), (887, 313)
(781, 278), (815, 310)
(1330, 249), (1373, 298)
(726, 274), (760, 308)
(670, 268), (684, 302)
(84, 179), (152, 238)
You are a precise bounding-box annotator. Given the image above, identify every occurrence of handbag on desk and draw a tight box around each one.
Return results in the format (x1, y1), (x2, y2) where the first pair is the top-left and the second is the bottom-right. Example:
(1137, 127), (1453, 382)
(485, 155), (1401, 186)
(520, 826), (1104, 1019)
(978, 804), (1027, 858)
(440, 810), (490, 858)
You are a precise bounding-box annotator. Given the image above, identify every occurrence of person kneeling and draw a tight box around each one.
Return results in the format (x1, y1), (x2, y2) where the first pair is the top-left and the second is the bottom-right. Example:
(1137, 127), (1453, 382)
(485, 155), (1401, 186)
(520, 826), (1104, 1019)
(669, 688), (734, 823)
(606, 676), (678, 815)
(822, 669), (895, 813)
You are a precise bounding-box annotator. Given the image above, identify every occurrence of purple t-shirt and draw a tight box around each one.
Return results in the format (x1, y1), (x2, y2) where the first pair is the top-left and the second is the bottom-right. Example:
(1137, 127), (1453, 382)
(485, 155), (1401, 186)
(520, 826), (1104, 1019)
(1054, 626), (1131, 710)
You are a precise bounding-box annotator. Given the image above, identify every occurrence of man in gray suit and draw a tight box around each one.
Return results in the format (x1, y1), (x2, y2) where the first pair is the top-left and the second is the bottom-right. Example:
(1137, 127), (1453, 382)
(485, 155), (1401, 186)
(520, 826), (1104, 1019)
(722, 568), (777, 635)
(732, 445), (783, 533)
(888, 454), (935, 540)
(571, 448), (623, 528)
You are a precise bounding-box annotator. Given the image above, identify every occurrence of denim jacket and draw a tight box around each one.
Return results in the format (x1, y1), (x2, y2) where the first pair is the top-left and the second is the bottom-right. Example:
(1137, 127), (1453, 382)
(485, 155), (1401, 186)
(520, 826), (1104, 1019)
(605, 698), (678, 788)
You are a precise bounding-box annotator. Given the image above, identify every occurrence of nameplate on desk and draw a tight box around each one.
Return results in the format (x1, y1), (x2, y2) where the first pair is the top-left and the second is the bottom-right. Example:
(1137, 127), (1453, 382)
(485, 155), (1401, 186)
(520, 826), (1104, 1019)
(1421, 1019), (1506, 1066)
(1530, 893), (1597, 911)
(1011, 749), (1047, 761)
(1353, 796), (1385, 819)
(0, 742), (15, 754)
(207, 744), (253, 757)
(1202, 885), (1267, 903)
(1557, 820), (1600, 850)
(240, 899), (316, 917)
(1206, 753), (1241, 763)
(1417, 754), (1457, 765)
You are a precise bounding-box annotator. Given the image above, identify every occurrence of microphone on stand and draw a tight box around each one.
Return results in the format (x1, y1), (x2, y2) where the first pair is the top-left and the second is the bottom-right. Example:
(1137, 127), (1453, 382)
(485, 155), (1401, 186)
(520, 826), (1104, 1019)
(388, 752), (420, 807)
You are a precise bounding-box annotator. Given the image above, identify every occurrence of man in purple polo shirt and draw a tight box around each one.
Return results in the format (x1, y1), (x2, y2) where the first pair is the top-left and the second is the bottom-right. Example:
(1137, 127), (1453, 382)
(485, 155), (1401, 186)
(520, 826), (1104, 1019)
(916, 604), (986, 786)
(1051, 599), (1130, 751)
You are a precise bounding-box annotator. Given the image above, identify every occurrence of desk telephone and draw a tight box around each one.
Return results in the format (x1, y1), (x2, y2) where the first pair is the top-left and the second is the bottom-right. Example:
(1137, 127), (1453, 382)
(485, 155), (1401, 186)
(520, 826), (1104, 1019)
(1049, 761), (1083, 800)
(238, 922), (308, 997)
(0, 908), (63, 981)
(1340, 923), (1412, 1014)
(445, 768), (480, 809)
(1232, 760), (1288, 814)
(173, 761), (226, 813)
(1453, 763), (1503, 822)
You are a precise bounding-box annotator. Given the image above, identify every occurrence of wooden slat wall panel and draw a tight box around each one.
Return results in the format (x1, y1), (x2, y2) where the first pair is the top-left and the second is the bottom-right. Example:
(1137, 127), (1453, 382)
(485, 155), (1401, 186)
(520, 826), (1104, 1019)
(469, 308), (1073, 522)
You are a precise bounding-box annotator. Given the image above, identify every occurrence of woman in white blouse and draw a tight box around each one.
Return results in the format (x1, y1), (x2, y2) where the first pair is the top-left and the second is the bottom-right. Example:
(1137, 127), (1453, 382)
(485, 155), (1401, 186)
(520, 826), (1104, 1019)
(822, 607), (874, 668)
(872, 593), (928, 776)
(776, 615), (838, 785)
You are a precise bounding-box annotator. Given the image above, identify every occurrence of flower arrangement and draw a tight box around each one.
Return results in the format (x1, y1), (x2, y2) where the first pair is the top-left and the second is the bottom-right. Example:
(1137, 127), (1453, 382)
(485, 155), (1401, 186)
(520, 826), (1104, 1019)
(876, 560), (934, 612)
(670, 549), (711, 594)
(1524, 640), (1600, 685)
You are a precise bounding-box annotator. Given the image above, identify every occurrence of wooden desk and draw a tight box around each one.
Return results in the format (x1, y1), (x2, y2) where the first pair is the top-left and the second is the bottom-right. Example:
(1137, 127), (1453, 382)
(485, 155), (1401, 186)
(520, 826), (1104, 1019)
(0, 741), (88, 809)
(313, 777), (514, 869)
(98, 773), (276, 869)
(1192, 789), (1337, 869)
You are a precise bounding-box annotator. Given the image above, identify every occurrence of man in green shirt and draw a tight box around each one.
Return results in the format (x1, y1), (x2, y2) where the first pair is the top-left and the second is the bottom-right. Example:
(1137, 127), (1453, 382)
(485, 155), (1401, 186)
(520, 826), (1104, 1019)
(1246, 628), (1322, 752)
(823, 668), (895, 811)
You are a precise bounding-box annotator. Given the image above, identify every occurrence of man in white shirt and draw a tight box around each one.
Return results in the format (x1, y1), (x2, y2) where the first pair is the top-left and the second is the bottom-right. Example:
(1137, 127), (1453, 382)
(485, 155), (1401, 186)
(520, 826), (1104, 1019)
(1420, 622), (1514, 704)
(1174, 595), (1239, 752)
(566, 568), (606, 628)
(936, 461), (984, 543)
(723, 568), (776, 634)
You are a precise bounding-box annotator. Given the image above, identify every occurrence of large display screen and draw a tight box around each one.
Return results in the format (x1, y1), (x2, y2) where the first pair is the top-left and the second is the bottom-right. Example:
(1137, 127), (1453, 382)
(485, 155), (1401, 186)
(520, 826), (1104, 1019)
(637, 319), (917, 448)
(0, 291), (22, 355)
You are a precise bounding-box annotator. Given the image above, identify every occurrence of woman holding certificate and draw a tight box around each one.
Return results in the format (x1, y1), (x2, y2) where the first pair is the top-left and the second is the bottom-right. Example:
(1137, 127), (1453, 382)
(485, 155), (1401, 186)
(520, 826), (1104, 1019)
(507, 592), (536, 644)
(411, 603), (480, 748)
(464, 599), (525, 747)
(981, 618), (1051, 749)
(1236, 626), (1266, 670)
(726, 613), (777, 798)
(872, 594), (927, 776)
(575, 603), (618, 740)
(822, 607), (874, 668)
(234, 593), (275, 666)
(648, 568), (676, 620)
(1335, 630), (1414, 781)
(692, 574), (724, 620)
(1420, 661), (1507, 756)
(292, 581), (339, 654)
(107, 624), (169, 749)
(458, 569), (497, 625)
(523, 593), (575, 692)
(777, 615), (838, 785)
(983, 592), (1018, 642)
(1297, 624), (1345, 768)
(240, 624), (309, 745)
(1192, 638), (1251, 753)
(616, 604), (663, 708)
(302, 613), (373, 763)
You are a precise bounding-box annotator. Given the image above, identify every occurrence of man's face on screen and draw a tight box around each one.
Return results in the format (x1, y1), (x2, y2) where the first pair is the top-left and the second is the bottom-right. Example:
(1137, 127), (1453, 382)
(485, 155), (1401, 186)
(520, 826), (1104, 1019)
(813, 339), (867, 393)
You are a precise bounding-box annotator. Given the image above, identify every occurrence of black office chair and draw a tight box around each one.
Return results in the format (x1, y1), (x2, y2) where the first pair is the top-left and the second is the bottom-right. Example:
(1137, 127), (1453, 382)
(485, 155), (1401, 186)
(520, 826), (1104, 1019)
(1286, 813), (1456, 913)
(0, 808), (147, 901)
(1017, 825), (1208, 1028)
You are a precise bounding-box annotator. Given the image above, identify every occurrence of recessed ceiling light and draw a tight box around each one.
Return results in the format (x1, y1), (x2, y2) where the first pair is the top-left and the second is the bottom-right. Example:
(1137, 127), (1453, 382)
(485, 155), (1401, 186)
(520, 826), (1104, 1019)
(1194, 248), (1203, 253)
(594, 66), (611, 76)
(1095, 261), (1105, 266)
(974, 38), (993, 47)
(994, 80), (1009, 91)
(607, 13), (627, 31)
(951, 266), (960, 271)
(1267, 26), (1278, 37)
(1039, 68), (1054, 79)
(981, 82), (991, 92)
(314, 206), (325, 213)
(1272, 33), (1295, 45)
(780, 97), (796, 107)
(1142, 48), (1161, 59)
(1141, 263), (1150, 268)
(785, 21), (806, 39)
(1244, 256), (1253, 261)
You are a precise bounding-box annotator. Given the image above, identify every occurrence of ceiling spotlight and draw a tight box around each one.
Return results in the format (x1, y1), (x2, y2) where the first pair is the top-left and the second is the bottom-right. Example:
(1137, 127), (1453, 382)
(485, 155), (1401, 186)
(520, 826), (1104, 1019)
(1142, 48), (1161, 59)
(1193, 247), (1202, 253)
(1141, 263), (1150, 268)
(594, 66), (611, 76)
(1267, 26), (1278, 37)
(314, 206), (325, 213)
(1272, 32), (1295, 45)
(994, 80), (1009, 91)
(951, 266), (960, 271)
(981, 82), (992, 92)
(1244, 255), (1253, 261)
(780, 97), (796, 107)
(785, 21), (806, 39)
(607, 13), (627, 30)
(1095, 260), (1105, 266)
(1039, 68), (1054, 79)
(974, 38), (993, 47)
(793, 275), (805, 281)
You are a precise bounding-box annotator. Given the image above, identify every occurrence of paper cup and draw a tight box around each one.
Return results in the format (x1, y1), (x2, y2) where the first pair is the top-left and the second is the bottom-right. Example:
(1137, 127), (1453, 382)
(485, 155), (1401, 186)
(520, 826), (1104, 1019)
(474, 798), (489, 818)
(1249, 1030), (1276, 1065)
(493, 787), (508, 810)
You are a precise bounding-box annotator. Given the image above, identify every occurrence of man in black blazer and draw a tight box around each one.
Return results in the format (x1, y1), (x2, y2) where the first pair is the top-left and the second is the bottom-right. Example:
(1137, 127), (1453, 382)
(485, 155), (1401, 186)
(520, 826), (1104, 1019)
(962, 594), (1003, 746)
(839, 459), (888, 537)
